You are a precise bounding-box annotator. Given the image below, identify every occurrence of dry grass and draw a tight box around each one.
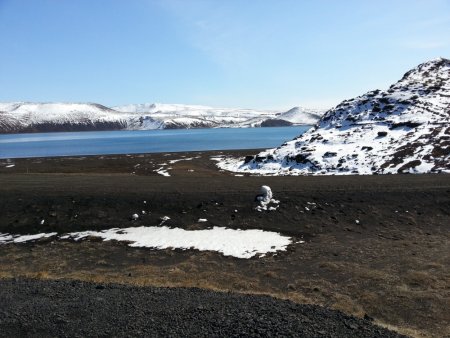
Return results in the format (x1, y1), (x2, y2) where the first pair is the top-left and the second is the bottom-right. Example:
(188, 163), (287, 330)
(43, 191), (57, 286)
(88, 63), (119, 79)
(403, 270), (441, 289)
(377, 323), (430, 338)
(330, 294), (365, 318)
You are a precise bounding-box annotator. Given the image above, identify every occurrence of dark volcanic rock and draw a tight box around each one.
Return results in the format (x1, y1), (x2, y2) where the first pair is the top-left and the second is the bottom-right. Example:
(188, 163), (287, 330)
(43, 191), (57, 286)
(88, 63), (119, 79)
(260, 119), (293, 127)
(0, 278), (405, 338)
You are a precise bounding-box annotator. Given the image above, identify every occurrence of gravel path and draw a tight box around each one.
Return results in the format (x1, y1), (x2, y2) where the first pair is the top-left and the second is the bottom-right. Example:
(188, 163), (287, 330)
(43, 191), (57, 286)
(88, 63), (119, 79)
(0, 279), (404, 337)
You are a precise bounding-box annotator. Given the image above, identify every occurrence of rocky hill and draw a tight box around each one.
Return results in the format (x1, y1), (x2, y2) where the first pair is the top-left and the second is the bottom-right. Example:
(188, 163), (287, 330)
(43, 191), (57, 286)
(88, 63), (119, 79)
(218, 58), (450, 175)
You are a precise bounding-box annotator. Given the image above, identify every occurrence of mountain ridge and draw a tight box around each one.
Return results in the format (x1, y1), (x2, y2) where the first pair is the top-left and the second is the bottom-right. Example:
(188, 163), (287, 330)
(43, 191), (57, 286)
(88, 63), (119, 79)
(0, 102), (323, 133)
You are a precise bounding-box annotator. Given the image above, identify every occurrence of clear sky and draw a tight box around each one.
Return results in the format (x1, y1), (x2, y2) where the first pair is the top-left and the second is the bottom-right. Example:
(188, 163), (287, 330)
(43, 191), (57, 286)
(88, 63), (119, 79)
(1, 0), (449, 110)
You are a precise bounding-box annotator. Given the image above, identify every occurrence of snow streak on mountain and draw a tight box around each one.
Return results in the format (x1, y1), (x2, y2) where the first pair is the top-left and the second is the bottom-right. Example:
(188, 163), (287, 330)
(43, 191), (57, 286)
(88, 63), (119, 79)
(0, 102), (323, 134)
(218, 58), (450, 175)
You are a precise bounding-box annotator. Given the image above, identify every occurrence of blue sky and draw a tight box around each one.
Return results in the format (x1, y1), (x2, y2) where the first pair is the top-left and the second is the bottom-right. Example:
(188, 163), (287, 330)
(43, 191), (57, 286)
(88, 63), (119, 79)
(0, 0), (449, 110)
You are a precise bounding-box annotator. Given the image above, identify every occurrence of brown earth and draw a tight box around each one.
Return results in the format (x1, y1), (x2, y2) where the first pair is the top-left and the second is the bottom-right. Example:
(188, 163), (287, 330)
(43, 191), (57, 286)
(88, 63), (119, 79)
(0, 150), (449, 337)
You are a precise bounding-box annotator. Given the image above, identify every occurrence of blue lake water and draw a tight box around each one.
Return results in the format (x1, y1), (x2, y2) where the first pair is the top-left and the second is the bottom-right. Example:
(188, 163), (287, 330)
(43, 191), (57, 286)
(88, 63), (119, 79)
(0, 126), (311, 159)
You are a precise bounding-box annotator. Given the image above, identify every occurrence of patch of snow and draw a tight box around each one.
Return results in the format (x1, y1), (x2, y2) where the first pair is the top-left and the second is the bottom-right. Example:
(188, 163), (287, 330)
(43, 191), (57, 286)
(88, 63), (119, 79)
(198, 218), (208, 222)
(0, 232), (57, 244)
(168, 156), (200, 164)
(62, 226), (293, 259)
(210, 156), (225, 162)
(154, 167), (170, 177)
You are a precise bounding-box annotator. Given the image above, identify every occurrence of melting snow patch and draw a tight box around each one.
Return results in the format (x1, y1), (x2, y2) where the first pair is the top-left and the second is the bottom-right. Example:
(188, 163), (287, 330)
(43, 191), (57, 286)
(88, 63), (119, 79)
(0, 232), (57, 244)
(5, 164), (15, 168)
(62, 226), (292, 259)
(198, 218), (208, 222)
(0, 226), (298, 259)
(154, 167), (170, 176)
(168, 156), (200, 164)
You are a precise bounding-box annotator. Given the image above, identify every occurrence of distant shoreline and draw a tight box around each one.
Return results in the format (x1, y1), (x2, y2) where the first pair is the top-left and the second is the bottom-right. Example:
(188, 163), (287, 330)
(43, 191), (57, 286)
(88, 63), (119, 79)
(0, 123), (313, 135)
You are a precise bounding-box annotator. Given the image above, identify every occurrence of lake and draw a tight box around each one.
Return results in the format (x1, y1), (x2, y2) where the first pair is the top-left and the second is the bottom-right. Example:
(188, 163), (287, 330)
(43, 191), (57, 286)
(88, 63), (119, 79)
(0, 126), (311, 159)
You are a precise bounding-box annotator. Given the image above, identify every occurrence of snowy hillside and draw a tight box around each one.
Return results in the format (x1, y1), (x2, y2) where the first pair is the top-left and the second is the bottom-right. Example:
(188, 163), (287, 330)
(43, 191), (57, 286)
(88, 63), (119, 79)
(115, 103), (275, 129)
(0, 103), (128, 133)
(114, 103), (324, 129)
(0, 102), (323, 133)
(218, 58), (450, 175)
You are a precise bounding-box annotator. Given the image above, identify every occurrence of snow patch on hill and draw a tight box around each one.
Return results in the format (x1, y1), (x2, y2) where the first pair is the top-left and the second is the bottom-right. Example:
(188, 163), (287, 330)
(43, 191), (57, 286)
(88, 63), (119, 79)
(218, 58), (450, 175)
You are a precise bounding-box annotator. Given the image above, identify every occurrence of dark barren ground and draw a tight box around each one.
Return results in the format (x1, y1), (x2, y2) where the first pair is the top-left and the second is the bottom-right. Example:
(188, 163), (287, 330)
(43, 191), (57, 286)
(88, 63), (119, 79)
(0, 150), (449, 337)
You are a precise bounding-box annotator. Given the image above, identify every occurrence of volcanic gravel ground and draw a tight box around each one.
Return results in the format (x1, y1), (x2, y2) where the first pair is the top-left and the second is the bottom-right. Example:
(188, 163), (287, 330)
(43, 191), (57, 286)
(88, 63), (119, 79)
(0, 151), (449, 337)
(0, 278), (404, 338)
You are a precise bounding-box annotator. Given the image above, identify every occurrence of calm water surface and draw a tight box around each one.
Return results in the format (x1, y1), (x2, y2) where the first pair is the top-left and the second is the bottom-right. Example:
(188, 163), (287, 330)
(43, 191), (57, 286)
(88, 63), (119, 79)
(0, 126), (311, 159)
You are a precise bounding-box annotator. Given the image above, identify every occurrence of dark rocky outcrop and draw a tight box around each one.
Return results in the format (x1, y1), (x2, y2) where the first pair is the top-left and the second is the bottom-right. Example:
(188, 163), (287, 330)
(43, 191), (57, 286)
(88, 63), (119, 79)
(260, 119), (293, 127)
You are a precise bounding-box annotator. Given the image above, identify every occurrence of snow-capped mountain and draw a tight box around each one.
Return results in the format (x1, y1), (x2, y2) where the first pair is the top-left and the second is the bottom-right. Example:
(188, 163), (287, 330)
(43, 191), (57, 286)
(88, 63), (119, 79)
(218, 58), (450, 175)
(0, 102), (323, 133)
(276, 107), (323, 125)
(114, 103), (325, 129)
(0, 102), (128, 133)
(114, 103), (277, 129)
